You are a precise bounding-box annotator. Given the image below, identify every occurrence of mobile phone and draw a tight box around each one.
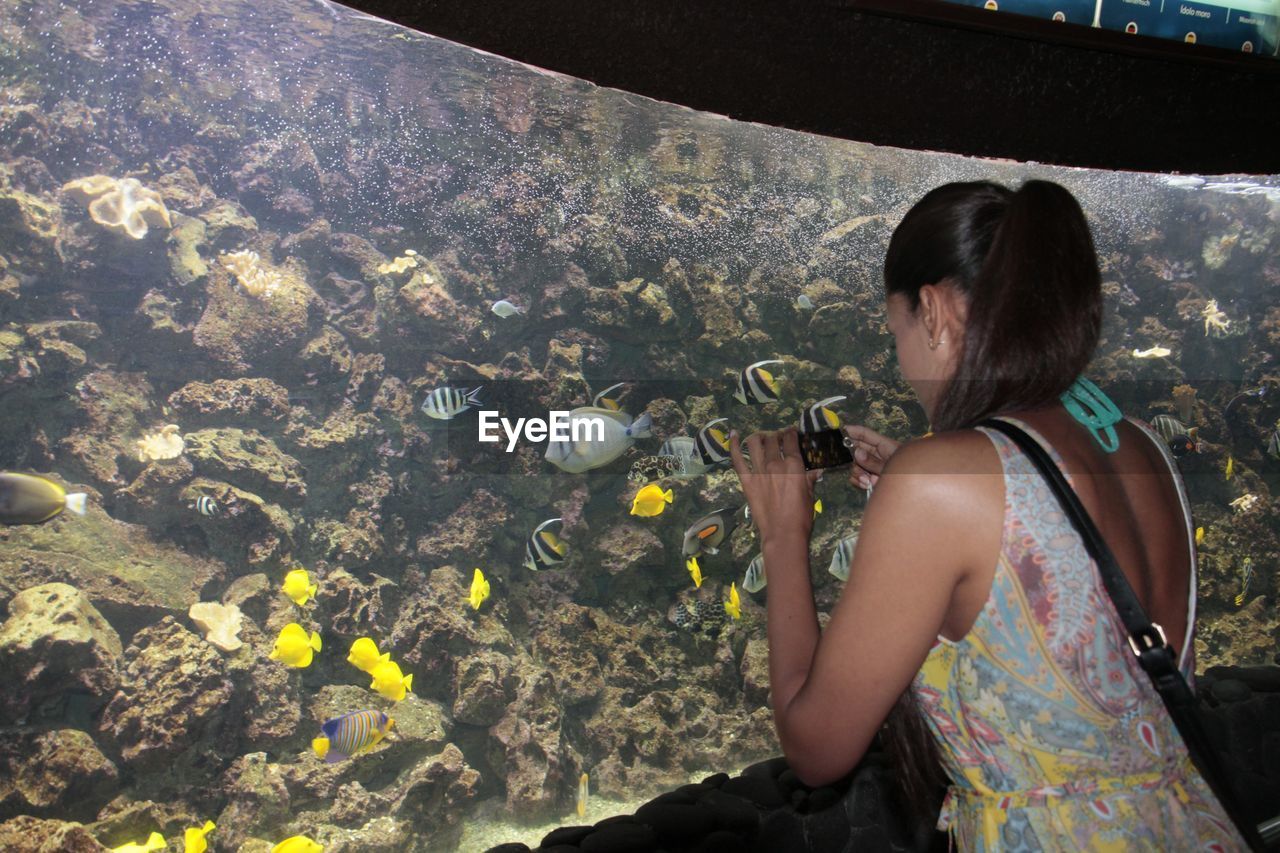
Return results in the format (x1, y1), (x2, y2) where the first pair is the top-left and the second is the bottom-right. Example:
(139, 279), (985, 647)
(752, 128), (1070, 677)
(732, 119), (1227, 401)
(798, 428), (854, 470)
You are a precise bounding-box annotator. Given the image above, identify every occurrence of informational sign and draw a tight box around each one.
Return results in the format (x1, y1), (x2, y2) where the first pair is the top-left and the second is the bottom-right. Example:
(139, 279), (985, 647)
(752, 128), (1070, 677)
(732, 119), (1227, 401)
(937, 0), (1280, 56)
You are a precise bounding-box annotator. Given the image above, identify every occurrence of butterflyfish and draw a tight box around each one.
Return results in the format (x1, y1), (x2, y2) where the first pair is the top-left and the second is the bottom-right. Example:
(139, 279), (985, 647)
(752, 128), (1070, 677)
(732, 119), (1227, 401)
(269, 623), (322, 668)
(734, 359), (784, 405)
(1235, 557), (1254, 607)
(724, 582), (741, 621)
(524, 517), (568, 571)
(468, 567), (490, 611)
(347, 637), (390, 673)
(282, 567), (317, 606)
(687, 556), (703, 589)
(695, 418), (731, 464)
(743, 554), (766, 593)
(0, 472), (87, 525)
(109, 833), (166, 853)
(368, 658), (413, 702)
(630, 484), (673, 517)
(421, 386), (484, 420)
(800, 396), (846, 433)
(312, 710), (394, 763)
(828, 534), (858, 582)
(183, 820), (215, 853)
(272, 837), (324, 853)
(544, 407), (652, 473)
(576, 772), (590, 818)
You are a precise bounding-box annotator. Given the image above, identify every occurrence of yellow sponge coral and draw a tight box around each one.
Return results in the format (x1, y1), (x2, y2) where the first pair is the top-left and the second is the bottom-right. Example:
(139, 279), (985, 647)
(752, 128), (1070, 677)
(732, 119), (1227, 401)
(62, 175), (172, 239)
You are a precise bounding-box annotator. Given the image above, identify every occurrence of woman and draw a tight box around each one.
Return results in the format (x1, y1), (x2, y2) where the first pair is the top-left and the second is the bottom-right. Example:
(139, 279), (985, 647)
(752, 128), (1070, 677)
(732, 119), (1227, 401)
(729, 180), (1246, 849)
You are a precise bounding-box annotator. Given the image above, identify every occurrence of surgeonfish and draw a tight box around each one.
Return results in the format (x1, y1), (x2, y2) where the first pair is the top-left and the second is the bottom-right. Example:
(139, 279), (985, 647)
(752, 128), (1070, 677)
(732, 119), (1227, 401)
(800, 396), (846, 433)
(682, 507), (741, 558)
(734, 359), (785, 405)
(0, 472), (88, 525)
(271, 837), (324, 853)
(282, 567), (318, 606)
(592, 382), (627, 411)
(269, 623), (322, 668)
(724, 582), (741, 621)
(1195, 526), (1205, 547)
(183, 820), (215, 853)
(524, 517), (568, 571)
(346, 637), (390, 673)
(421, 386), (484, 420)
(695, 418), (732, 465)
(369, 658), (414, 702)
(1225, 455), (1234, 481)
(469, 568), (490, 610)
(828, 534), (858, 582)
(630, 484), (673, 517)
(491, 299), (525, 318)
(686, 556), (704, 589)
(109, 833), (166, 853)
(1149, 414), (1191, 442)
(743, 554), (766, 593)
(576, 772), (590, 818)
(193, 496), (219, 516)
(1235, 557), (1254, 607)
(312, 709), (394, 763)
(544, 407), (653, 473)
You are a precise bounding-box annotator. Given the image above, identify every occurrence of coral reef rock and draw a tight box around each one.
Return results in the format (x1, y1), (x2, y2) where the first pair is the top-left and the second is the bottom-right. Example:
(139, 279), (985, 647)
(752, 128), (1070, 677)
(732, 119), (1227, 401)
(0, 583), (122, 725)
(61, 175), (171, 239)
(0, 728), (119, 822)
(0, 815), (108, 852)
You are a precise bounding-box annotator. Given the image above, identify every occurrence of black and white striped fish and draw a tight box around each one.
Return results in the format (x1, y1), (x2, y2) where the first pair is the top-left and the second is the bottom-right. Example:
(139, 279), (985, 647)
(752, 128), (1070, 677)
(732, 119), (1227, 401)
(800, 396), (846, 434)
(695, 418), (731, 465)
(420, 386), (484, 420)
(828, 534), (858, 582)
(193, 496), (220, 517)
(733, 360), (784, 405)
(1149, 414), (1190, 442)
(743, 553), (766, 593)
(524, 517), (568, 571)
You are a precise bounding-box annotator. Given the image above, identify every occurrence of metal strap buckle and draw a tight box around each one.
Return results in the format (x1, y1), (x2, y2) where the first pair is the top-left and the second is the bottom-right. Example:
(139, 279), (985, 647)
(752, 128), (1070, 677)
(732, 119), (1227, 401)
(1127, 622), (1168, 657)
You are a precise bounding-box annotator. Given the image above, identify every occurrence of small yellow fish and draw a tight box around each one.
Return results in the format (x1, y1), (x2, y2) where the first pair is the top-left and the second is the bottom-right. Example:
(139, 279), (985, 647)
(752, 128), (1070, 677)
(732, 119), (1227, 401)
(1225, 456), (1234, 481)
(469, 567), (490, 611)
(269, 623), (322, 668)
(110, 833), (166, 853)
(282, 567), (318, 606)
(724, 582), (741, 621)
(272, 837), (324, 853)
(1195, 526), (1205, 546)
(687, 555), (703, 589)
(369, 658), (414, 702)
(183, 820), (215, 853)
(347, 637), (390, 673)
(813, 499), (823, 517)
(576, 771), (589, 818)
(630, 484), (673, 517)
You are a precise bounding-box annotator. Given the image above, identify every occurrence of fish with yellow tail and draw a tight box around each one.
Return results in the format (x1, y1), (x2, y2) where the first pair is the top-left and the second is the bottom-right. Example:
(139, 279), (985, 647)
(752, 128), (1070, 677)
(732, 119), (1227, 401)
(593, 382), (627, 411)
(525, 517), (568, 571)
(0, 472), (87, 525)
(109, 833), (166, 853)
(369, 658), (413, 702)
(468, 568), (490, 611)
(576, 772), (590, 818)
(724, 582), (741, 621)
(630, 483), (673, 517)
(269, 623), (322, 668)
(1235, 558), (1254, 607)
(272, 837), (323, 853)
(346, 637), (390, 673)
(312, 710), (394, 763)
(282, 567), (317, 606)
(734, 359), (785, 405)
(800, 396), (846, 433)
(183, 820), (215, 853)
(686, 556), (703, 589)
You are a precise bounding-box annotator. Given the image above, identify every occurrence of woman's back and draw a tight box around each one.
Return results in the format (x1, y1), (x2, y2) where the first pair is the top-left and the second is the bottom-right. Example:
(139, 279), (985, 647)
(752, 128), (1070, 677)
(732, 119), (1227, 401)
(913, 408), (1244, 850)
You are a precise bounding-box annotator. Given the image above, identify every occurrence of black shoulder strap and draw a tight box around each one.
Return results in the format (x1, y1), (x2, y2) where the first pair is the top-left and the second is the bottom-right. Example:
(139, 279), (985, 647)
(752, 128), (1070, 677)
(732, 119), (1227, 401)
(979, 417), (1266, 851)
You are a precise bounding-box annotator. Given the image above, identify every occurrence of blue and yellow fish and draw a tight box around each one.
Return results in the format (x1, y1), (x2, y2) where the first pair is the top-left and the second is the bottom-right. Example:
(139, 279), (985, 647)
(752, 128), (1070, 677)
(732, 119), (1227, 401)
(312, 710), (394, 763)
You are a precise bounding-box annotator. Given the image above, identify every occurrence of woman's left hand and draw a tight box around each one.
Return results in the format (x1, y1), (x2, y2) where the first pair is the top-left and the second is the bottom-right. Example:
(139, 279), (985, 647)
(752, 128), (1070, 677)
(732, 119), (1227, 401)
(729, 427), (822, 550)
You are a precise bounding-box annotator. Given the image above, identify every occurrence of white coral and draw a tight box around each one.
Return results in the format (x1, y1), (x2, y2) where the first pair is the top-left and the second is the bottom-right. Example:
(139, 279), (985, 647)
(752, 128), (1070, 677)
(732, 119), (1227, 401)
(220, 250), (284, 299)
(62, 175), (172, 239)
(377, 248), (420, 276)
(136, 424), (185, 462)
(1229, 493), (1259, 514)
(1202, 299), (1231, 337)
(188, 601), (244, 652)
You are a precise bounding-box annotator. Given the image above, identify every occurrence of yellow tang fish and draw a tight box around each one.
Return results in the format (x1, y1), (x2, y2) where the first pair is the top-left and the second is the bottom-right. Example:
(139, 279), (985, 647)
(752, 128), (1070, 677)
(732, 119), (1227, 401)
(269, 623), (322, 668)
(813, 499), (823, 517)
(576, 772), (590, 818)
(469, 568), (490, 611)
(347, 637), (390, 674)
(630, 484), (673, 517)
(368, 658), (414, 702)
(282, 567), (318, 606)
(110, 833), (166, 853)
(724, 582), (741, 621)
(686, 556), (703, 589)
(183, 820), (215, 853)
(1195, 526), (1204, 547)
(272, 837), (324, 853)
(1225, 455), (1234, 481)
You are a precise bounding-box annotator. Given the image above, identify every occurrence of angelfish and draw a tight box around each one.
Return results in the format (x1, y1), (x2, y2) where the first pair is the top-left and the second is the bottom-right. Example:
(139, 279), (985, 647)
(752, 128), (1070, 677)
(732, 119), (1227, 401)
(311, 709), (394, 764)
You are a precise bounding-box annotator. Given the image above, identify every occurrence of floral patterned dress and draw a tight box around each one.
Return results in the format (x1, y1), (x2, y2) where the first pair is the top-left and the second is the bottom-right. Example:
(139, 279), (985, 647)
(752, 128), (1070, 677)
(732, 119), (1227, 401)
(912, 415), (1246, 851)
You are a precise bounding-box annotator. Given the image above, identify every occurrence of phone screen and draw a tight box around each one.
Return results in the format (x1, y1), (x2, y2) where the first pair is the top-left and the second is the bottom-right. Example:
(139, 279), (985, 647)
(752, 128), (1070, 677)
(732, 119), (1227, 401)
(799, 428), (854, 470)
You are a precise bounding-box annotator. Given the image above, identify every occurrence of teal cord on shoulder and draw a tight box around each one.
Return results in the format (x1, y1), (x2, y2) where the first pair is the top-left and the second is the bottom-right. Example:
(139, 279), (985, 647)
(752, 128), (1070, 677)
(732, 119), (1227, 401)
(1060, 377), (1122, 453)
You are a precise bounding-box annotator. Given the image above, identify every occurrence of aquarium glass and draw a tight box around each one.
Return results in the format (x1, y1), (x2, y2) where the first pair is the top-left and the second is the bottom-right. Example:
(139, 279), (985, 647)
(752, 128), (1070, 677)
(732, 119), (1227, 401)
(0, 0), (1277, 849)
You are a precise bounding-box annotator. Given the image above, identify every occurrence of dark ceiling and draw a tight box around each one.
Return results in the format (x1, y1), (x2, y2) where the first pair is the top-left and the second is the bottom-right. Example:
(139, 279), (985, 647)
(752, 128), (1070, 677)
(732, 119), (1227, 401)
(334, 0), (1280, 176)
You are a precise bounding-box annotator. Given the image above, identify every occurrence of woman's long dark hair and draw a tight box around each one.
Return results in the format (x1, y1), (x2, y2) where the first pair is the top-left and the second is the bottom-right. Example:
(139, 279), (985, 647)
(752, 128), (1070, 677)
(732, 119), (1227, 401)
(878, 179), (1102, 815)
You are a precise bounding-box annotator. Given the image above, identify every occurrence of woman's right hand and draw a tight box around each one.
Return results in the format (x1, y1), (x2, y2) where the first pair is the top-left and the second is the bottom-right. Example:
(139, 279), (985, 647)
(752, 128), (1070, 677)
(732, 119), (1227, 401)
(842, 425), (900, 491)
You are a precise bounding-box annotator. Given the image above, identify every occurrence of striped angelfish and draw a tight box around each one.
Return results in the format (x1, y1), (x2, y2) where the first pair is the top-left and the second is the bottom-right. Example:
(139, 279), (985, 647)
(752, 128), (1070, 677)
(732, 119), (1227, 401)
(1149, 414), (1190, 442)
(420, 386), (484, 420)
(828, 534), (858, 582)
(800, 396), (846, 434)
(314, 710), (393, 764)
(695, 418), (731, 465)
(524, 517), (568, 571)
(194, 496), (219, 516)
(733, 360), (784, 405)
